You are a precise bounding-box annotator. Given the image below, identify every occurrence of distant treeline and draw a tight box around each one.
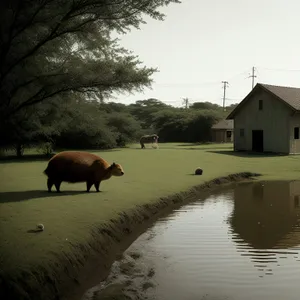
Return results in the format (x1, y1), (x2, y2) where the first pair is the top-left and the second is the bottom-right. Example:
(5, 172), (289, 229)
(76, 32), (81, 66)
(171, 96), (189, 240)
(0, 0), (237, 157)
(0, 96), (237, 157)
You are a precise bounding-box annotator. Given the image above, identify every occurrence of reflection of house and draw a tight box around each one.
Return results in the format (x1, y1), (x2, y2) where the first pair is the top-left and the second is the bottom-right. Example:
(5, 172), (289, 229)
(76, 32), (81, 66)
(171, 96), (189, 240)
(229, 181), (300, 250)
(211, 119), (234, 143)
(228, 181), (300, 276)
(227, 83), (300, 154)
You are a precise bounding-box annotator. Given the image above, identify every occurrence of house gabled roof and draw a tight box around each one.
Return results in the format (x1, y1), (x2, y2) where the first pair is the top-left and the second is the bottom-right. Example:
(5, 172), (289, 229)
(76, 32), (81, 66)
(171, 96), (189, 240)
(226, 83), (300, 119)
(211, 119), (234, 130)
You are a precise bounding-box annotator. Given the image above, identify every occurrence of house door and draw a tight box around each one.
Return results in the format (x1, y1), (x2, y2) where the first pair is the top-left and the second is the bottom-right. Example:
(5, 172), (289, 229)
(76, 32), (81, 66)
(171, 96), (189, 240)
(226, 130), (232, 142)
(252, 130), (264, 152)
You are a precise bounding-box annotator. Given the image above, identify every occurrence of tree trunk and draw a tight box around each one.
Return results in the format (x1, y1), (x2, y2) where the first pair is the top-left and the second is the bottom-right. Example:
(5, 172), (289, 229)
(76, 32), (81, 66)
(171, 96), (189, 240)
(16, 144), (24, 157)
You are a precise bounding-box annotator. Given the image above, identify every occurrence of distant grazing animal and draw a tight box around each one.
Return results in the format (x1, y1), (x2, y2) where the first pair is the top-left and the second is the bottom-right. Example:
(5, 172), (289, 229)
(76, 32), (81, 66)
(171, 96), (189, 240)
(140, 134), (159, 149)
(43, 151), (124, 193)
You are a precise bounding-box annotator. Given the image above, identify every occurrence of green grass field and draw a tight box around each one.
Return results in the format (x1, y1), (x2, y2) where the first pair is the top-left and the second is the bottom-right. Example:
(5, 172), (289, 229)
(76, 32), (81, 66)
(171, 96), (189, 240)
(1, 142), (300, 296)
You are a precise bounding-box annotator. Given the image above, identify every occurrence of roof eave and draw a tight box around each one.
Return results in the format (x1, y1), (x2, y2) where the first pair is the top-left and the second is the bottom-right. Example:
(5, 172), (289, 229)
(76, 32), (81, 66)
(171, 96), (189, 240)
(226, 84), (262, 120)
(226, 83), (298, 119)
(259, 84), (298, 112)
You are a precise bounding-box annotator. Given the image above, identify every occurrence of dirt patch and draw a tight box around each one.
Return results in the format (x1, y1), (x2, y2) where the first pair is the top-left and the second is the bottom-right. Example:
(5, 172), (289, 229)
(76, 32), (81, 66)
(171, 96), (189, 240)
(81, 250), (157, 300)
(88, 283), (132, 300)
(128, 252), (142, 260)
(0, 172), (261, 300)
(142, 281), (155, 291)
(147, 268), (155, 278)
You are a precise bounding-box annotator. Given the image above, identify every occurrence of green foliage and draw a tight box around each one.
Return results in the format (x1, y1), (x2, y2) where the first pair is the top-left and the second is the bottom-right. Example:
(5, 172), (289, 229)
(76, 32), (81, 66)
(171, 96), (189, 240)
(0, 0), (183, 155)
(128, 98), (171, 129)
(105, 112), (143, 146)
(0, 98), (66, 156)
(150, 109), (190, 141)
(99, 102), (129, 114)
(55, 97), (118, 149)
(184, 110), (222, 142)
(226, 103), (239, 113)
(149, 105), (224, 143)
(0, 96), (235, 156)
(0, 0), (180, 119)
(190, 101), (221, 111)
(37, 142), (54, 156)
(0, 0), (236, 157)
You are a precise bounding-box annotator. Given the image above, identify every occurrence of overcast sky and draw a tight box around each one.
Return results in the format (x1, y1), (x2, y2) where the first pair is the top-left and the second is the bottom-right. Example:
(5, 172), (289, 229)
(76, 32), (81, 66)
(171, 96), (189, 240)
(112, 0), (300, 107)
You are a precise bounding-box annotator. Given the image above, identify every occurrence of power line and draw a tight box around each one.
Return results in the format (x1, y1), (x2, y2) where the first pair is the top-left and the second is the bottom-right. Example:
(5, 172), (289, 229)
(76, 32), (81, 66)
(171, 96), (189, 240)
(248, 66), (257, 89)
(257, 66), (300, 73)
(222, 81), (229, 112)
(153, 81), (221, 88)
(227, 69), (251, 81)
(152, 69), (252, 88)
(119, 66), (300, 91)
(115, 65), (300, 107)
(182, 97), (190, 109)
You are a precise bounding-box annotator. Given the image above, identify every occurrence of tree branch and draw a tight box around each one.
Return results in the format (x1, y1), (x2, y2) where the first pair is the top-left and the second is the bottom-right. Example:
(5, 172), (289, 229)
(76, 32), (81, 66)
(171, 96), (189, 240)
(9, 72), (67, 100)
(0, 0), (21, 68)
(0, 2), (76, 84)
(0, 0), (160, 84)
(11, 1), (50, 41)
(5, 77), (148, 117)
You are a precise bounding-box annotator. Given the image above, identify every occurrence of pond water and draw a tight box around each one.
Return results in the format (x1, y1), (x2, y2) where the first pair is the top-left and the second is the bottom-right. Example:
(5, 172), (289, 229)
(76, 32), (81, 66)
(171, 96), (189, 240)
(82, 181), (300, 300)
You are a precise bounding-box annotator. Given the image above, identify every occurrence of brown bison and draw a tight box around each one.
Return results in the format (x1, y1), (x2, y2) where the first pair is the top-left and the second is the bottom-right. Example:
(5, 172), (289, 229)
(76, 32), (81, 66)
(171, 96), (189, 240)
(43, 151), (124, 193)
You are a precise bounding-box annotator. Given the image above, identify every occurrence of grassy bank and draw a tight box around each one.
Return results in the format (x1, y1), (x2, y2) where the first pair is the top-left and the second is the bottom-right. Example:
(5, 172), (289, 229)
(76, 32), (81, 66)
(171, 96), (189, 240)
(0, 143), (300, 300)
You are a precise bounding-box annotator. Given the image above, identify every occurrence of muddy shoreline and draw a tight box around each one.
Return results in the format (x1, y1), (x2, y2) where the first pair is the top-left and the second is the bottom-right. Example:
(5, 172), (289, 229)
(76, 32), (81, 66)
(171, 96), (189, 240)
(0, 172), (261, 300)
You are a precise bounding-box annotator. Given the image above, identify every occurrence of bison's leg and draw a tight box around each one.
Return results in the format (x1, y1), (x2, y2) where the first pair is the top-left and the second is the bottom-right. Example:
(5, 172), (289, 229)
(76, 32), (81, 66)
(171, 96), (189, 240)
(140, 141), (145, 149)
(94, 181), (101, 192)
(54, 181), (62, 193)
(47, 178), (54, 192)
(86, 181), (93, 192)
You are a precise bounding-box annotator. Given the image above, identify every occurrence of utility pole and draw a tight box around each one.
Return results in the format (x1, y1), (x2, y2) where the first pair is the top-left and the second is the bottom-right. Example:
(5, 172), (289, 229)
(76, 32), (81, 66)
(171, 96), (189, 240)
(222, 81), (229, 112)
(249, 66), (257, 89)
(182, 97), (189, 109)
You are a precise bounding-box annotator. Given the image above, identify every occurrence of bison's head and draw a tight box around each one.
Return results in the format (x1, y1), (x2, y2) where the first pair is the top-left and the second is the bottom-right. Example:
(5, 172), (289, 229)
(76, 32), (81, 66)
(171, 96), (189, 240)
(110, 162), (124, 176)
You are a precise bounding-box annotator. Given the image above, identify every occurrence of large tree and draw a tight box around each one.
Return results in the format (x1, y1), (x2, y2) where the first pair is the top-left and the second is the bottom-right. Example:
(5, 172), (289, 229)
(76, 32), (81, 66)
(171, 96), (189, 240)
(129, 98), (170, 129)
(0, 0), (180, 119)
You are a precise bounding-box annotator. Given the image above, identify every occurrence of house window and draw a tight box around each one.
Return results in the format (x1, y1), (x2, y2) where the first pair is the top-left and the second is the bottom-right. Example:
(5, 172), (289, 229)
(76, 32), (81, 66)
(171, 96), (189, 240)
(226, 131), (232, 138)
(294, 127), (299, 139)
(259, 100), (263, 110)
(240, 129), (245, 137)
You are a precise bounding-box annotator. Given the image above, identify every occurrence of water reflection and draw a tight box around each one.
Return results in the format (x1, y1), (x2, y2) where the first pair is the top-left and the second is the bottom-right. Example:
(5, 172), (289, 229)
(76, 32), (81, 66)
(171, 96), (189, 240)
(82, 181), (300, 300)
(228, 181), (300, 274)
